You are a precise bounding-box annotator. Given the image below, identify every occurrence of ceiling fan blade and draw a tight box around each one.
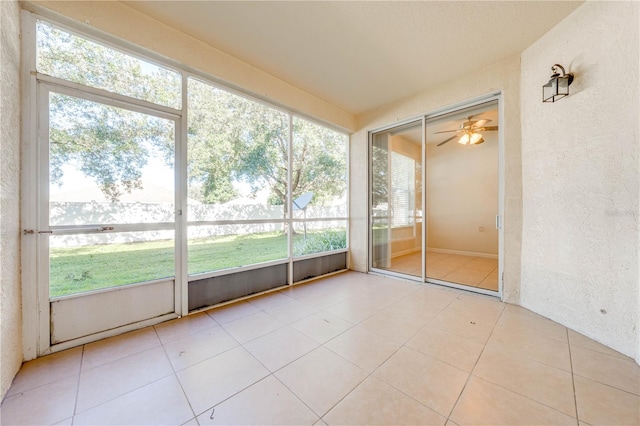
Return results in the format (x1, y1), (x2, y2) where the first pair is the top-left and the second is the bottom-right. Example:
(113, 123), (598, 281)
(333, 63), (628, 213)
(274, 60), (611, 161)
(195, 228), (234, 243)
(436, 135), (458, 147)
(433, 129), (460, 134)
(473, 119), (492, 127)
(482, 126), (499, 131)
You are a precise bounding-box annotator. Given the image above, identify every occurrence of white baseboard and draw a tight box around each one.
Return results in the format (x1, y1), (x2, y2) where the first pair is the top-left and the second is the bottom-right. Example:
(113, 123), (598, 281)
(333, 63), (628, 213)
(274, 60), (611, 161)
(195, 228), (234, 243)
(427, 247), (498, 259)
(391, 247), (421, 259)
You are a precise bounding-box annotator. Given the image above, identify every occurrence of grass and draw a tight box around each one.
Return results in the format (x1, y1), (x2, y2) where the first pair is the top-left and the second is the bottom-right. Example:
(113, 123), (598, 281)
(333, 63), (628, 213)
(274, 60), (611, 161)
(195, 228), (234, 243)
(50, 229), (346, 298)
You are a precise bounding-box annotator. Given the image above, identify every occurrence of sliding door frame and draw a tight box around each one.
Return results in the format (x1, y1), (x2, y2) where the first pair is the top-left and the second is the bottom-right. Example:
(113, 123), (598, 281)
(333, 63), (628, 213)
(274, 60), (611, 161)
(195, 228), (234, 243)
(368, 92), (505, 299)
(368, 117), (426, 282)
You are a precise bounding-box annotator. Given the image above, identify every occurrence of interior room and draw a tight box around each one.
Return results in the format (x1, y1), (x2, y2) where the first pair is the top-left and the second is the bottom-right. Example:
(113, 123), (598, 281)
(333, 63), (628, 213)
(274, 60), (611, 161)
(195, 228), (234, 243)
(1, 1), (638, 425)
(371, 101), (500, 292)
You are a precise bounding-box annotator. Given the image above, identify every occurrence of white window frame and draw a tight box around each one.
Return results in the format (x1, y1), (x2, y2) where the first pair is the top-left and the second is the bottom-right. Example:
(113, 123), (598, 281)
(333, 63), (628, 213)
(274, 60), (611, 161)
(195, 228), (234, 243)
(21, 10), (350, 359)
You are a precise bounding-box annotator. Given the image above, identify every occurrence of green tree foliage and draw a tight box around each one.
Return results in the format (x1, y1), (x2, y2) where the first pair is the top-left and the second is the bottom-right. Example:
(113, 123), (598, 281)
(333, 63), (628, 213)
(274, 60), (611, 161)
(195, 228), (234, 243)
(39, 21), (347, 208)
(49, 93), (174, 202)
(187, 80), (347, 210)
(187, 81), (239, 204)
(39, 22), (178, 202)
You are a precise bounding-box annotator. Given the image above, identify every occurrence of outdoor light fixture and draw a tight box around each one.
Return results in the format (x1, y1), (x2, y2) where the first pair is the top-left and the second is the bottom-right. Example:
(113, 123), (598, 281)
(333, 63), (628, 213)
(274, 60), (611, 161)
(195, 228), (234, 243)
(543, 64), (574, 103)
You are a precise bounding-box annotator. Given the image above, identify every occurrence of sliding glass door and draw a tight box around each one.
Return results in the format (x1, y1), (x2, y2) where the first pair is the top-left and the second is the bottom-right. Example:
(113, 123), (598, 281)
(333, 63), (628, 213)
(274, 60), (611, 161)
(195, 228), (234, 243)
(424, 101), (499, 292)
(370, 121), (423, 278)
(369, 99), (501, 295)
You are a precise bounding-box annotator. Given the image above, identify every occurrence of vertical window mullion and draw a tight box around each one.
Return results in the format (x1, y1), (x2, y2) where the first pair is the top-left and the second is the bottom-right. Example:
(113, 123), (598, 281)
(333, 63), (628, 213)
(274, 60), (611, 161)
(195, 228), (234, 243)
(287, 114), (294, 285)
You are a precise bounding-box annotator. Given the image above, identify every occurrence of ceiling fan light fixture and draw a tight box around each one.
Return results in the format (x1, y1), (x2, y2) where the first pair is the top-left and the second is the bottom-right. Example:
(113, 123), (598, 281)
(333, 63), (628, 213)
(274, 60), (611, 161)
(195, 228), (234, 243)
(458, 132), (484, 145)
(470, 133), (484, 144)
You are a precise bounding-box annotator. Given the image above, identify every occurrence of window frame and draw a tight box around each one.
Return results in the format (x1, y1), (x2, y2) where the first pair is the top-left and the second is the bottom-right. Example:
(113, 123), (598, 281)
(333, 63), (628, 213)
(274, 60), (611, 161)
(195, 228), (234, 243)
(24, 11), (350, 297)
(22, 10), (350, 357)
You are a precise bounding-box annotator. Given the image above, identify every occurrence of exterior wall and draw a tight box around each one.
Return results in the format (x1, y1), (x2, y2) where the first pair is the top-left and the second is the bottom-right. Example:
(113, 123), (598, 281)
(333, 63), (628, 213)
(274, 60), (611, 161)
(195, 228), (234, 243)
(351, 55), (522, 303)
(520, 1), (640, 362)
(0, 0), (23, 400)
(24, 1), (356, 132)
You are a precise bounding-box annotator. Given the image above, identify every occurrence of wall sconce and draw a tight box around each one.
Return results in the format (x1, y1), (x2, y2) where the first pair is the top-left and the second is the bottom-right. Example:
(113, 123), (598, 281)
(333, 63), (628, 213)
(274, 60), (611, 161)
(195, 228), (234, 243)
(543, 64), (574, 103)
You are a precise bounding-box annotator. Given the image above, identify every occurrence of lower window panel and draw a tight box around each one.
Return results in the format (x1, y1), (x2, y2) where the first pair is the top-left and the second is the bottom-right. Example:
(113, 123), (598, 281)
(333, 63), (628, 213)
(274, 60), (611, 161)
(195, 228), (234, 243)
(188, 263), (287, 311)
(293, 252), (347, 283)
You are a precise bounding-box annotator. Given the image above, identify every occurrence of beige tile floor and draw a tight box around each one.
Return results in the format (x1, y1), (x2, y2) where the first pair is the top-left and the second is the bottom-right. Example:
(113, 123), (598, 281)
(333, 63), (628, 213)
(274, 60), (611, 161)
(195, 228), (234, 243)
(2, 271), (639, 425)
(391, 251), (499, 291)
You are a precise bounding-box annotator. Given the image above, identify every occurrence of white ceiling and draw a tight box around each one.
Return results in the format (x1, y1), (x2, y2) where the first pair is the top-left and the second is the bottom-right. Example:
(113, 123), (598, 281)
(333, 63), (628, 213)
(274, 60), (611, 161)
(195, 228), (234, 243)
(123, 1), (582, 115)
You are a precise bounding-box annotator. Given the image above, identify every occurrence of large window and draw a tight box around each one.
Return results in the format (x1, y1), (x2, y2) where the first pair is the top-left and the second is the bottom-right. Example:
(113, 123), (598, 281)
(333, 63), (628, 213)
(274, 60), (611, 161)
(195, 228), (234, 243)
(31, 17), (349, 305)
(292, 118), (348, 255)
(187, 79), (349, 277)
(37, 21), (181, 109)
(27, 14), (349, 351)
(187, 78), (290, 274)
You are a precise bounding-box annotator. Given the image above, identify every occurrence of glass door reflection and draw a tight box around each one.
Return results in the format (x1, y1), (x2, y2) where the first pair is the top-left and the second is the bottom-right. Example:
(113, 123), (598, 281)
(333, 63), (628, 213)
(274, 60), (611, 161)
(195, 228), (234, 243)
(371, 121), (423, 277)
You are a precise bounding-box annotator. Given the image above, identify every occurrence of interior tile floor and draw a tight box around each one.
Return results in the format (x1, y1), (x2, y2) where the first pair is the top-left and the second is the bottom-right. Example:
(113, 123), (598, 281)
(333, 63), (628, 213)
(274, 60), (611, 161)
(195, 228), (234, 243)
(390, 251), (499, 291)
(2, 271), (639, 425)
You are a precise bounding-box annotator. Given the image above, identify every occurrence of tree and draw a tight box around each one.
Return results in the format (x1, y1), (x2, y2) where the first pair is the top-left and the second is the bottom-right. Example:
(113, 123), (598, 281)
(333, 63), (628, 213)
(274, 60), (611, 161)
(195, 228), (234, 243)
(188, 80), (347, 213)
(39, 21), (347, 211)
(39, 21), (178, 202)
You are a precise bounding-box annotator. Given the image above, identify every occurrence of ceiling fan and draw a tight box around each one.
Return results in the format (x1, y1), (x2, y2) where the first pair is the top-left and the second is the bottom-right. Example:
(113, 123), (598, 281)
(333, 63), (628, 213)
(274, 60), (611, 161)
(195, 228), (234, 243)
(435, 115), (498, 147)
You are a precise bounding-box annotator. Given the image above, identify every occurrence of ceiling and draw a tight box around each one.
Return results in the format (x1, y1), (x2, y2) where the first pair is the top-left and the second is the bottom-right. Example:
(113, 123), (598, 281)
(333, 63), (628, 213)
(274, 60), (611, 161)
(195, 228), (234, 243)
(123, 1), (582, 115)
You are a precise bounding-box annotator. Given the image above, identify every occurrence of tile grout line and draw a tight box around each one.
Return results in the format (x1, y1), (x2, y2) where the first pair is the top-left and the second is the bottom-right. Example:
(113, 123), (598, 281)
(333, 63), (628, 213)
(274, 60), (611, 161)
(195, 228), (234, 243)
(153, 324), (200, 425)
(318, 291), (462, 422)
(452, 315), (581, 422)
(566, 327), (580, 426)
(572, 371), (640, 398)
(189, 311), (282, 421)
(252, 282), (432, 422)
(444, 302), (506, 422)
(70, 344), (86, 425)
(71, 334), (178, 420)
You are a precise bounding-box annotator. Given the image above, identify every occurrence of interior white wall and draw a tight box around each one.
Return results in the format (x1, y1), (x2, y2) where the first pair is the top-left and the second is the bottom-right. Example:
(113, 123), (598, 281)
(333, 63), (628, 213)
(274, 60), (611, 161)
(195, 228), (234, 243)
(520, 1), (640, 362)
(0, 0), (23, 400)
(426, 131), (499, 256)
(352, 55), (522, 303)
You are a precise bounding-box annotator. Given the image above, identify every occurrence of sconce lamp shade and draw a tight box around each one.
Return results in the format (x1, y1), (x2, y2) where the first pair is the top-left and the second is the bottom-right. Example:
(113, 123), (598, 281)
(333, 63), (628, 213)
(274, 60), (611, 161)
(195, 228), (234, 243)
(543, 64), (574, 103)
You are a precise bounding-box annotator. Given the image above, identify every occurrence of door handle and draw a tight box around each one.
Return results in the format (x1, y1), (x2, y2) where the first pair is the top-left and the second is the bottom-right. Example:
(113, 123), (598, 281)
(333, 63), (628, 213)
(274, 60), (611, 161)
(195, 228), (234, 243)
(34, 226), (114, 235)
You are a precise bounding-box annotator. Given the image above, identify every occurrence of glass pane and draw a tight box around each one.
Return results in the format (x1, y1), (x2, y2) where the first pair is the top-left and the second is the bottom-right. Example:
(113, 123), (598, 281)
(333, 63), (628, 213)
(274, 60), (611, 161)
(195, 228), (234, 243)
(293, 221), (347, 256)
(370, 121), (422, 277)
(37, 20), (181, 109)
(49, 92), (175, 226)
(187, 78), (289, 222)
(292, 117), (348, 219)
(50, 231), (174, 298)
(391, 151), (416, 227)
(425, 101), (499, 290)
(188, 224), (288, 275)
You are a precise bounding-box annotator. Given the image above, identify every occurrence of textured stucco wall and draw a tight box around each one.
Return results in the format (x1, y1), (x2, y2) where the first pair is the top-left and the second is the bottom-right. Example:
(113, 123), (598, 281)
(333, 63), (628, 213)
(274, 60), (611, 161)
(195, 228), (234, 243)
(0, 0), (23, 400)
(24, 1), (356, 132)
(520, 1), (639, 362)
(351, 55), (522, 304)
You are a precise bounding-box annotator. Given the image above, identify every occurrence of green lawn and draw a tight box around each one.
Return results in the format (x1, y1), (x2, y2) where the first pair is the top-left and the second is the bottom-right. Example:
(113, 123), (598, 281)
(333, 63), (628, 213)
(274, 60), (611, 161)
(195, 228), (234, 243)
(50, 229), (346, 298)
